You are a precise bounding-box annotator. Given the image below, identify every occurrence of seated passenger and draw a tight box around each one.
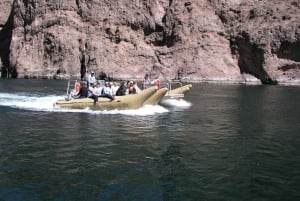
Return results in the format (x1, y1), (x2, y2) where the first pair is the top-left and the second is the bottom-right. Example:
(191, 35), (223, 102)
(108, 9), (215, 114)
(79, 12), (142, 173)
(70, 81), (81, 99)
(133, 81), (141, 93)
(101, 82), (115, 100)
(88, 83), (95, 92)
(127, 80), (136, 94)
(93, 81), (103, 97)
(78, 82), (98, 104)
(111, 82), (120, 95)
(116, 82), (127, 96)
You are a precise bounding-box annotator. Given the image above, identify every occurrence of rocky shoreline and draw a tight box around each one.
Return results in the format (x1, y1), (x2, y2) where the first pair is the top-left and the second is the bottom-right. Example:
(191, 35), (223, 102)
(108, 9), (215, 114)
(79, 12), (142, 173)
(2, 70), (300, 86)
(0, 0), (299, 85)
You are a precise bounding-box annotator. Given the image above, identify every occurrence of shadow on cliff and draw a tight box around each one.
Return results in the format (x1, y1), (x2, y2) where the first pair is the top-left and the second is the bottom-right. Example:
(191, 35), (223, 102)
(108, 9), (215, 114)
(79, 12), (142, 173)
(0, 5), (15, 78)
(231, 32), (277, 85)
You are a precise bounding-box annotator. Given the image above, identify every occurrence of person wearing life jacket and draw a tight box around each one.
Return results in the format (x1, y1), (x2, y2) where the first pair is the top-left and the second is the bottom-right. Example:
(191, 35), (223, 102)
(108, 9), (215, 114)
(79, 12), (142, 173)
(127, 80), (136, 94)
(156, 79), (160, 88)
(75, 82), (81, 92)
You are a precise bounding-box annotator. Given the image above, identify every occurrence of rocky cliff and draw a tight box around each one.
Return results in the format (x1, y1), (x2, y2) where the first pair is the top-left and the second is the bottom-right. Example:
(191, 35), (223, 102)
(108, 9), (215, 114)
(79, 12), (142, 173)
(0, 0), (299, 84)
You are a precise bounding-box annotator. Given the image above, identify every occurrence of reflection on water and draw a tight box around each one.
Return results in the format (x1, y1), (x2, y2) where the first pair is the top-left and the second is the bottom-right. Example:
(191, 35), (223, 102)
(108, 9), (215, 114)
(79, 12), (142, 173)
(0, 80), (300, 200)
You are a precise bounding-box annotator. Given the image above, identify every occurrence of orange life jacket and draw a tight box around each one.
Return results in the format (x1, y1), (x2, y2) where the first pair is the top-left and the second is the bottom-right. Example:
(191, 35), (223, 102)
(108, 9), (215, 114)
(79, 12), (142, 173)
(75, 82), (81, 92)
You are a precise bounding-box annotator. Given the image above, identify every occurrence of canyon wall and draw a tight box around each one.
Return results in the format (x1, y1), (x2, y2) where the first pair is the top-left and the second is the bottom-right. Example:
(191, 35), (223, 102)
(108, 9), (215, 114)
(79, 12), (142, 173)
(0, 0), (299, 84)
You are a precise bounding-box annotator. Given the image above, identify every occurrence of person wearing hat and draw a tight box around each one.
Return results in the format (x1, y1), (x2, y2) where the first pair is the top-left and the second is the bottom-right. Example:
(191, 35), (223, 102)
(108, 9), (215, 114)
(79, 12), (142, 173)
(87, 71), (96, 86)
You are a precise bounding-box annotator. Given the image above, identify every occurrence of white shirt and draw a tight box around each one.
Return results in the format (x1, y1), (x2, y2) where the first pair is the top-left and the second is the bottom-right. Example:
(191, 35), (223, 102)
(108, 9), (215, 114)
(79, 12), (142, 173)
(88, 74), (96, 84)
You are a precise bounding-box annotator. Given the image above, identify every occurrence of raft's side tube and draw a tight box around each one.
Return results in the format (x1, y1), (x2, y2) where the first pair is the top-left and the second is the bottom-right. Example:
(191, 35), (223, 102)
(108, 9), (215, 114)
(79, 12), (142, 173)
(142, 87), (168, 106)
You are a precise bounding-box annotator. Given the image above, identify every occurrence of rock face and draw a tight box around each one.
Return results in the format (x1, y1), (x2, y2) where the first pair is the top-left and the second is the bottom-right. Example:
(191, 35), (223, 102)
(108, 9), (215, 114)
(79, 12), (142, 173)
(215, 0), (300, 84)
(0, 0), (13, 27)
(0, 0), (14, 74)
(0, 0), (299, 84)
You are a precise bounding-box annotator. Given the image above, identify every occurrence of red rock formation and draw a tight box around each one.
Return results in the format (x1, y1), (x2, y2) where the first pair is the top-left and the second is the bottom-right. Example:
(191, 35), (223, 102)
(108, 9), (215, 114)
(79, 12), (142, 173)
(0, 0), (299, 84)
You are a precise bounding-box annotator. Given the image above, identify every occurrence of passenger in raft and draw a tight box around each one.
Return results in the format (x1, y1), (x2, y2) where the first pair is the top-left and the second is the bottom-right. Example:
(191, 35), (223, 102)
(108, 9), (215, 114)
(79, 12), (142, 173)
(110, 82), (120, 96)
(92, 81), (103, 97)
(78, 82), (98, 104)
(116, 82), (127, 96)
(133, 81), (141, 93)
(101, 82), (115, 100)
(70, 81), (81, 99)
(127, 80), (137, 94)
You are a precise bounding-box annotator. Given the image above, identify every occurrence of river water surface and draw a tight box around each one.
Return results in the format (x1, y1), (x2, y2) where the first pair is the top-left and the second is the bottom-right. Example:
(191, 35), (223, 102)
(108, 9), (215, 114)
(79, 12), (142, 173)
(0, 79), (299, 201)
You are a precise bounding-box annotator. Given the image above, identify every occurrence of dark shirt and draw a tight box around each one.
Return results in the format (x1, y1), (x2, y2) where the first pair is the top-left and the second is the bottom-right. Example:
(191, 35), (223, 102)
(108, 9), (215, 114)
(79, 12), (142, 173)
(116, 83), (127, 96)
(79, 87), (89, 98)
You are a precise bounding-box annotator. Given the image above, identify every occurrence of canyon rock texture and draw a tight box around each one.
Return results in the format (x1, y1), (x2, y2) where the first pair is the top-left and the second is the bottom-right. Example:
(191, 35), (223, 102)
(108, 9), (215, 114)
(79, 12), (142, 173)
(0, 0), (299, 84)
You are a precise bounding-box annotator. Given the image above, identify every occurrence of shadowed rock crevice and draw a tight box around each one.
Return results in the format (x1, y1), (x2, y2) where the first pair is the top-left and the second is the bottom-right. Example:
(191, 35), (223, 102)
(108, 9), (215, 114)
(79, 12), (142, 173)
(233, 32), (277, 84)
(0, 10), (13, 78)
(75, 0), (80, 10)
(21, 0), (36, 26)
(144, 27), (177, 47)
(276, 41), (300, 62)
(43, 33), (64, 65)
(278, 63), (300, 71)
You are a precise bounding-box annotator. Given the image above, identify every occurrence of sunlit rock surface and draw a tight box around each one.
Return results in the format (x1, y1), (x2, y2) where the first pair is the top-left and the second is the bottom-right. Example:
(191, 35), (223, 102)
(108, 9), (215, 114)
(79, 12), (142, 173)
(0, 0), (299, 84)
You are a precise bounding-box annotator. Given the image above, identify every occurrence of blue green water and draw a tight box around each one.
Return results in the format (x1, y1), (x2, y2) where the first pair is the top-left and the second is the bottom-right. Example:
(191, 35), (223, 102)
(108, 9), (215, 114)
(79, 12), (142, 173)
(0, 79), (299, 201)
